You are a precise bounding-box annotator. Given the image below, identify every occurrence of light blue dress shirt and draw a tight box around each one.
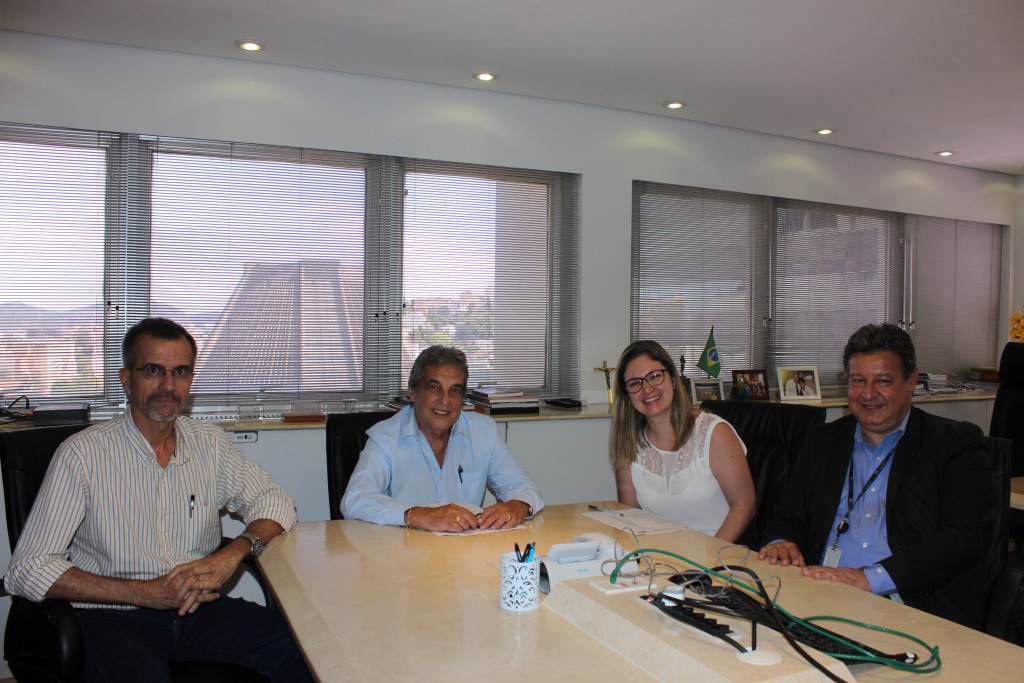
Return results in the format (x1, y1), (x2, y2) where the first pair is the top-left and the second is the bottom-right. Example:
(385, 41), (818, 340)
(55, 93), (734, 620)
(822, 411), (910, 597)
(340, 405), (544, 526)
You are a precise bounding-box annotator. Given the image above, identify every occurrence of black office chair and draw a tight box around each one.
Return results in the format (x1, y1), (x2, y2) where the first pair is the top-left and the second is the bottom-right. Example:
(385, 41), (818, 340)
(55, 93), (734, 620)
(326, 411), (395, 520)
(698, 400), (827, 549)
(0, 425), (270, 683)
(989, 341), (1024, 557)
(981, 436), (1024, 644)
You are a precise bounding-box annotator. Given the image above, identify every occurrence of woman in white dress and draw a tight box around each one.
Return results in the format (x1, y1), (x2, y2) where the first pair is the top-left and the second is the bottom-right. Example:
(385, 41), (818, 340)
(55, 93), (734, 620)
(609, 340), (755, 542)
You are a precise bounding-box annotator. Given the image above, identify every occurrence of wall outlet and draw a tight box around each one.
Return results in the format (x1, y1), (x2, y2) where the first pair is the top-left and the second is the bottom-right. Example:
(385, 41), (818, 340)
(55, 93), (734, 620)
(231, 431), (258, 443)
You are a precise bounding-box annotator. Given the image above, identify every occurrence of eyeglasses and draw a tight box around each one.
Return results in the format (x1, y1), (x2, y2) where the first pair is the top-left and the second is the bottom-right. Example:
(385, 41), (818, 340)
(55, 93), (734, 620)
(623, 369), (667, 394)
(132, 363), (195, 381)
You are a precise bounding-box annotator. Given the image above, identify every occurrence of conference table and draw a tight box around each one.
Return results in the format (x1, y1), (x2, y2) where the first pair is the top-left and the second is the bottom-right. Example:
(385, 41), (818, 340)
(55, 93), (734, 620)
(258, 503), (1024, 682)
(1011, 477), (1024, 511)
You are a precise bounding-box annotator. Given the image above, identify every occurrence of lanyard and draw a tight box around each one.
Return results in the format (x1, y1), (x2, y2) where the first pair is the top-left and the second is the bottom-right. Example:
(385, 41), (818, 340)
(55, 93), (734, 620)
(829, 443), (898, 551)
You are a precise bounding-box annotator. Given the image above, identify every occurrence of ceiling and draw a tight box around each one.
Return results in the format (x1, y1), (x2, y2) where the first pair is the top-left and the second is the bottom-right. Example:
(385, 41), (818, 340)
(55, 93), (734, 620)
(3, 0), (1023, 175)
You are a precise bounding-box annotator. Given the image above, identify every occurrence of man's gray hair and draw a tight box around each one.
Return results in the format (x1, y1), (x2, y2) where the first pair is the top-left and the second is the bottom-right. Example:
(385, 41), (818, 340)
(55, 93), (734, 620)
(408, 345), (469, 389)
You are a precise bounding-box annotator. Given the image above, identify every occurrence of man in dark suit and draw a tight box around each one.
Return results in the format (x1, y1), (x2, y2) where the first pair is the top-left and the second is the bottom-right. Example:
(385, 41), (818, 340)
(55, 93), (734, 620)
(759, 323), (997, 628)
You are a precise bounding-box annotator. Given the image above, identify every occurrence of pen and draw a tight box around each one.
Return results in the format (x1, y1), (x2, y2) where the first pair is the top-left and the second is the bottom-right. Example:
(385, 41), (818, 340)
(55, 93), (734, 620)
(189, 494), (195, 519)
(458, 465), (464, 483)
(588, 504), (624, 517)
(515, 542), (523, 562)
(524, 543), (535, 562)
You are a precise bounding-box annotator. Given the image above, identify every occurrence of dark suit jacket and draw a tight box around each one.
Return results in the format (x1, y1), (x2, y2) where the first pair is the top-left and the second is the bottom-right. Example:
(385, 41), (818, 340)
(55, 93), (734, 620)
(762, 408), (997, 629)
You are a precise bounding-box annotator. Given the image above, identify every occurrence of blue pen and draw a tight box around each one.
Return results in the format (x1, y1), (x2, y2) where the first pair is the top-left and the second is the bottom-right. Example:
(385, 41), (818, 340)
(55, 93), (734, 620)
(524, 543), (535, 562)
(458, 465), (464, 483)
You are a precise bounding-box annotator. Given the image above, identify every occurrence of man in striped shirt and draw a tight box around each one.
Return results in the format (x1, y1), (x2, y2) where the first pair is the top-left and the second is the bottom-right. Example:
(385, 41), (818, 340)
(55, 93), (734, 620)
(5, 317), (312, 682)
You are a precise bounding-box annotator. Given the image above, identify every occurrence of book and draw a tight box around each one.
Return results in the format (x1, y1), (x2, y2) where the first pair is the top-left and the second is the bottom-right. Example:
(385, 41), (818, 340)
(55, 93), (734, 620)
(469, 394), (539, 404)
(470, 386), (524, 399)
(473, 403), (541, 416)
(467, 397), (539, 409)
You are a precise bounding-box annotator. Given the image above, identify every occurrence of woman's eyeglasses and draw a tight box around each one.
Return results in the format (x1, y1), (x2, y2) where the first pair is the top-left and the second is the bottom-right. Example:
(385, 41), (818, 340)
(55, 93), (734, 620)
(623, 369), (667, 394)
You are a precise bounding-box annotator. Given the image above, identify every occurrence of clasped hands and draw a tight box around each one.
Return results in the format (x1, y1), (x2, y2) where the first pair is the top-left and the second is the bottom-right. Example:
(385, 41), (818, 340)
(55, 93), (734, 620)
(757, 541), (871, 592)
(407, 500), (529, 533)
(141, 547), (243, 616)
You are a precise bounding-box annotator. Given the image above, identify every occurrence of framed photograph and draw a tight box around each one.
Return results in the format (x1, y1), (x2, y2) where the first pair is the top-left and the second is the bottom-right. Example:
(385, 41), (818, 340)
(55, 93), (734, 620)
(731, 369), (770, 401)
(692, 378), (724, 403)
(776, 366), (821, 401)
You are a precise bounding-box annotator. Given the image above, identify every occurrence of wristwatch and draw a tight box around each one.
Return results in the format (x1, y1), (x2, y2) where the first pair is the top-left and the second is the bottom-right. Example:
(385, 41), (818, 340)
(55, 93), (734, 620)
(239, 532), (265, 559)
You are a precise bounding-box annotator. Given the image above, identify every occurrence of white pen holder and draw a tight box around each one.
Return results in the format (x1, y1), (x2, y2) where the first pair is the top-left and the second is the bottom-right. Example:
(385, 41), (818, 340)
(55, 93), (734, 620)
(499, 551), (540, 611)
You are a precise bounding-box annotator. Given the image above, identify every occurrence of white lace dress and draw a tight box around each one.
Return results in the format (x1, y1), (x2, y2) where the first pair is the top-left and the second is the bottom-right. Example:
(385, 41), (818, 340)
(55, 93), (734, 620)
(630, 411), (746, 536)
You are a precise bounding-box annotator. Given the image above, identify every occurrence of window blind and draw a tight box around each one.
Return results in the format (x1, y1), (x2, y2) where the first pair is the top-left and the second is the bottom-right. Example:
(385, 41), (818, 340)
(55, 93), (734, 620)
(906, 215), (1002, 376)
(770, 200), (902, 381)
(631, 182), (768, 381)
(0, 125), (108, 404)
(147, 138), (368, 403)
(401, 159), (580, 395)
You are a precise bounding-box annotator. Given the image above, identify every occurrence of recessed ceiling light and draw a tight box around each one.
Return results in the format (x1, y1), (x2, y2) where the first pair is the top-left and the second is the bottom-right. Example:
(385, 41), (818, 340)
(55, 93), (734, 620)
(474, 73), (497, 82)
(663, 101), (686, 110)
(935, 150), (955, 157)
(235, 40), (263, 52)
(816, 128), (834, 135)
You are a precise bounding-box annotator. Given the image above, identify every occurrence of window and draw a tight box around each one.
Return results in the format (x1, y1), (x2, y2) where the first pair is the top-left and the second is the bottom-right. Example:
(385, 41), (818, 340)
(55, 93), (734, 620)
(631, 182), (768, 380)
(633, 181), (1003, 388)
(0, 126), (107, 403)
(905, 215), (1002, 376)
(401, 160), (578, 393)
(147, 140), (367, 400)
(771, 200), (902, 380)
(0, 123), (579, 409)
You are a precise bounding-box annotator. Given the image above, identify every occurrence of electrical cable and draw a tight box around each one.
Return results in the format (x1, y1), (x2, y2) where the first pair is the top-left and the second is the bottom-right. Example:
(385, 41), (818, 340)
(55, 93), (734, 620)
(1, 395), (33, 424)
(609, 547), (941, 675)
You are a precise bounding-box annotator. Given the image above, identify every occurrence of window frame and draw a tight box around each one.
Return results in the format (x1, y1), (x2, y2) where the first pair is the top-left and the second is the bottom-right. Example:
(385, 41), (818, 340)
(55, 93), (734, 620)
(0, 122), (580, 411)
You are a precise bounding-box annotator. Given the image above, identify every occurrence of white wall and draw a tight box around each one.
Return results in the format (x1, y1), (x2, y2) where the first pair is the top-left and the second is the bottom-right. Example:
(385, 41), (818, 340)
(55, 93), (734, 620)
(1, 30), (1019, 404)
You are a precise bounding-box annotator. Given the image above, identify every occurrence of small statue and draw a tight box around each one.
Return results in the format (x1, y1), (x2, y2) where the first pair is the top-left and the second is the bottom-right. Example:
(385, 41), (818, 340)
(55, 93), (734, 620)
(679, 355), (693, 399)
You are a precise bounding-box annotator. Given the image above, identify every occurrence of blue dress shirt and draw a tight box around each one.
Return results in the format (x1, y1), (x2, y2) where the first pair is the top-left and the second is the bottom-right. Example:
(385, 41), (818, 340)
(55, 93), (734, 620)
(340, 405), (544, 525)
(822, 411), (910, 597)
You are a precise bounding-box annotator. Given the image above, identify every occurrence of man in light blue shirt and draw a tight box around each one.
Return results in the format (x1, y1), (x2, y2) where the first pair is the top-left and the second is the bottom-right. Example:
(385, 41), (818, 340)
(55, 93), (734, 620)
(819, 411), (908, 598)
(341, 345), (544, 532)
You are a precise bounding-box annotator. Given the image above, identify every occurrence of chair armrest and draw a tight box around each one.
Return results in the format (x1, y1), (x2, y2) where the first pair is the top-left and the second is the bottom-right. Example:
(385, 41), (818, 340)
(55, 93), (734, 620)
(220, 536), (276, 610)
(5, 595), (84, 682)
(984, 566), (1024, 645)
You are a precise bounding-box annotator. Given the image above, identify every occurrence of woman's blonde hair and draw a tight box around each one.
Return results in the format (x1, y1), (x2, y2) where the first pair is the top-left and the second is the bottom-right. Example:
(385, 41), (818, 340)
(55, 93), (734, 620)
(609, 340), (696, 470)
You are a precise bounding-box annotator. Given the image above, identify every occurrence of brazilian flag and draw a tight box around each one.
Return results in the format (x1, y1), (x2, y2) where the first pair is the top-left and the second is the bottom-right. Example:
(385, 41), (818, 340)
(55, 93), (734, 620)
(696, 327), (720, 377)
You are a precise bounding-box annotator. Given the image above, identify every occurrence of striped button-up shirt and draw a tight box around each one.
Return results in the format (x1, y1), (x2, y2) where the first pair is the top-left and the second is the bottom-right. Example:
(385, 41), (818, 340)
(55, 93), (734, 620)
(4, 411), (297, 608)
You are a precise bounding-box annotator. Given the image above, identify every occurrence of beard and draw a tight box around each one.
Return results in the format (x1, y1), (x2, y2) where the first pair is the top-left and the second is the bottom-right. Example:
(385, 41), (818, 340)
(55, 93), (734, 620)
(137, 391), (184, 423)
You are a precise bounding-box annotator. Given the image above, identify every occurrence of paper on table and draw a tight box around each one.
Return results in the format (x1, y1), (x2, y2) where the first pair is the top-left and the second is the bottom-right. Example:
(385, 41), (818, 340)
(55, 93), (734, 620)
(584, 509), (689, 534)
(433, 524), (525, 537)
(428, 503), (528, 536)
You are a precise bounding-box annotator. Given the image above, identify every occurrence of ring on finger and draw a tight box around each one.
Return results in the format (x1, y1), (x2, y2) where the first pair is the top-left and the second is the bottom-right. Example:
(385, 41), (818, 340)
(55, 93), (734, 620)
(455, 515), (461, 524)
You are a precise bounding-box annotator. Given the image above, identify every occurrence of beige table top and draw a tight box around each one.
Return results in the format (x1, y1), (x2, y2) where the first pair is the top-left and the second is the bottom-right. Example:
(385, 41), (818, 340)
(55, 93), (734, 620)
(258, 503), (1024, 683)
(1012, 477), (1024, 511)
